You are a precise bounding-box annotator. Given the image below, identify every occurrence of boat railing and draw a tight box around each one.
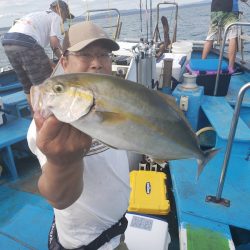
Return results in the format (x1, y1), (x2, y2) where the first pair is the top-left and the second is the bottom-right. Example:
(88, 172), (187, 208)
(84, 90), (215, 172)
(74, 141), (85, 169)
(206, 82), (250, 207)
(84, 8), (121, 40)
(214, 22), (250, 96)
(153, 1), (178, 44)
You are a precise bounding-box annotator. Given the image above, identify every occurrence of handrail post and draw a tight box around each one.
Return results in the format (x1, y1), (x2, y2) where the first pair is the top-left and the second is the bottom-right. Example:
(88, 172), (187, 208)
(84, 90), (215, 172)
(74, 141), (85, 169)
(206, 83), (250, 206)
(154, 2), (178, 43)
(84, 8), (121, 40)
(216, 83), (250, 198)
(214, 22), (250, 96)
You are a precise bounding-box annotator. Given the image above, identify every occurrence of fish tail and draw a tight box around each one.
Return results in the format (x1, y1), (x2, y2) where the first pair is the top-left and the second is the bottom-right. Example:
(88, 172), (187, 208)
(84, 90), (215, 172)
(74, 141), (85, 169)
(196, 148), (220, 180)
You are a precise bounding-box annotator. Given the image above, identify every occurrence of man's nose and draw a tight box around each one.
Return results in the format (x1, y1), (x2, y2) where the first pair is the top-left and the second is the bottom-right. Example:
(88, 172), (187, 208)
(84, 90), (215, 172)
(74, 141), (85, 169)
(89, 57), (102, 69)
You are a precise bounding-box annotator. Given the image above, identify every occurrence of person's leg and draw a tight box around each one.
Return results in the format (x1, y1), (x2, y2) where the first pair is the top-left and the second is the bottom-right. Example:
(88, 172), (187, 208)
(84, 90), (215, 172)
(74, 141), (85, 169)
(202, 40), (214, 59)
(221, 12), (239, 71)
(202, 12), (219, 59)
(228, 37), (237, 69)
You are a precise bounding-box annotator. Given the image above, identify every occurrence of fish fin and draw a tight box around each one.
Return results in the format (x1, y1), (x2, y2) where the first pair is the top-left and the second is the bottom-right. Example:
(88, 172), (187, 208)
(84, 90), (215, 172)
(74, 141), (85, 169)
(95, 111), (127, 125)
(196, 148), (220, 180)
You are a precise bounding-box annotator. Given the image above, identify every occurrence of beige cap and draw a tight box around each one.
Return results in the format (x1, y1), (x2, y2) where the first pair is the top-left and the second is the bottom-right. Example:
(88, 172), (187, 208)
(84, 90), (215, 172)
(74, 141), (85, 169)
(63, 21), (119, 53)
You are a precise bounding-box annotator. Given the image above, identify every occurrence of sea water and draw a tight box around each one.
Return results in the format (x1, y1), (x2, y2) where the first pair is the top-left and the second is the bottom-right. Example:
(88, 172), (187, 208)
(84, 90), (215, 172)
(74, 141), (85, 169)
(0, 2), (250, 68)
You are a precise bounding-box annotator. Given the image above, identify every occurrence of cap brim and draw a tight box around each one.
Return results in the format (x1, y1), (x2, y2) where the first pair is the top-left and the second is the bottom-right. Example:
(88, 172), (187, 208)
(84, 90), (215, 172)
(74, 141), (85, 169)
(68, 38), (120, 52)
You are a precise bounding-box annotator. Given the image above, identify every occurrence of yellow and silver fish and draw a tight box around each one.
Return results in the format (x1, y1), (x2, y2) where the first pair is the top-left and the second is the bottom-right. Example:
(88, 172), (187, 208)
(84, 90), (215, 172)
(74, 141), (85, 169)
(31, 72), (218, 178)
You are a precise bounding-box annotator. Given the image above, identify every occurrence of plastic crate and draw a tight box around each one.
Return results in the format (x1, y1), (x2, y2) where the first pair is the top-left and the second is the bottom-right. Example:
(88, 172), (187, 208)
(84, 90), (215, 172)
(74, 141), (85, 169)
(186, 59), (231, 96)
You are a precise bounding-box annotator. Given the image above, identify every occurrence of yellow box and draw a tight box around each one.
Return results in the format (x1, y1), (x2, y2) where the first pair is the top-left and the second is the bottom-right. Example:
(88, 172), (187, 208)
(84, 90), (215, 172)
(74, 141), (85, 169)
(128, 170), (170, 215)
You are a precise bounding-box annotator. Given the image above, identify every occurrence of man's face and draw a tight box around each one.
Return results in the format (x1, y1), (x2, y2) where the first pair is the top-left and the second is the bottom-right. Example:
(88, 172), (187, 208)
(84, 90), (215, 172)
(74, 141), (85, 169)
(61, 41), (112, 75)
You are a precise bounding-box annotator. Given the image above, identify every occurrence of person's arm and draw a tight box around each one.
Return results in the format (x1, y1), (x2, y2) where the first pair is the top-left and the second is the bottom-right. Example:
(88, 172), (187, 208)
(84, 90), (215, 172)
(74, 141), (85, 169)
(34, 112), (92, 210)
(50, 36), (63, 59)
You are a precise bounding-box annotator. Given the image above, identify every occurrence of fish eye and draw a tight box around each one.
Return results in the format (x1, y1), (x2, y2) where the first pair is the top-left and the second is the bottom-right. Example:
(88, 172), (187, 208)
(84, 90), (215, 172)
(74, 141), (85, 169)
(53, 83), (65, 93)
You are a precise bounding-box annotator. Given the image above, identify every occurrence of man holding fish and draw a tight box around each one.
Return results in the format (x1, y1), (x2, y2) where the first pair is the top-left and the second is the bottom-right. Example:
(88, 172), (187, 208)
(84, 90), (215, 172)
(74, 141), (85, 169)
(28, 21), (130, 250)
(28, 20), (218, 250)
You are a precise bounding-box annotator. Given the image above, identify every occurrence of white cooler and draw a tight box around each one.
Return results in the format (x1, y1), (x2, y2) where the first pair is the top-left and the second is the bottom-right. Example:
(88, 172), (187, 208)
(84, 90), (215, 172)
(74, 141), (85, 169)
(125, 213), (171, 250)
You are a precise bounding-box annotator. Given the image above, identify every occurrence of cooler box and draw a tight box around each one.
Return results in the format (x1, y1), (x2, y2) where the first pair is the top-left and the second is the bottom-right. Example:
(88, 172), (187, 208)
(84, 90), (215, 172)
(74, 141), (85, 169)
(128, 170), (170, 215)
(125, 212), (171, 250)
(186, 59), (231, 96)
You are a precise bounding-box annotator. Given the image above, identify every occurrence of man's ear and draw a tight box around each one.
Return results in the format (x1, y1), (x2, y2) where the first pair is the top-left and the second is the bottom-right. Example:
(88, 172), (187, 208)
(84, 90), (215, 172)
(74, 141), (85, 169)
(60, 56), (68, 71)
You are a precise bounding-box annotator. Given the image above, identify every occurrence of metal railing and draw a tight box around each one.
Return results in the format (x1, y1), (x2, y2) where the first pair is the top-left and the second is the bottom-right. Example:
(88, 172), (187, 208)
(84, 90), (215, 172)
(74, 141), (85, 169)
(214, 22), (250, 96)
(85, 8), (121, 40)
(206, 82), (250, 206)
(153, 1), (178, 44)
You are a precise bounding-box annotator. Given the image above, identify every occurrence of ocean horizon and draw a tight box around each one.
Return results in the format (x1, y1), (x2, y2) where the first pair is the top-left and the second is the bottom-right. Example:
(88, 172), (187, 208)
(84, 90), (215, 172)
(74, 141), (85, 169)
(1, 1), (250, 68)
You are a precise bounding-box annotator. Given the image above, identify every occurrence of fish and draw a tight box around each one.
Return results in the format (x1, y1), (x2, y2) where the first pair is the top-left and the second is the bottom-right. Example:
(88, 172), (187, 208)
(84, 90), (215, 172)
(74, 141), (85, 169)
(31, 72), (218, 178)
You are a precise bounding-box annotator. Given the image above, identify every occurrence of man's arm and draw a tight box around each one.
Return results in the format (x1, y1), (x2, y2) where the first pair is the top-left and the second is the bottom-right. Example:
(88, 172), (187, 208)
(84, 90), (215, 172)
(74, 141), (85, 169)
(34, 112), (92, 210)
(50, 36), (63, 59)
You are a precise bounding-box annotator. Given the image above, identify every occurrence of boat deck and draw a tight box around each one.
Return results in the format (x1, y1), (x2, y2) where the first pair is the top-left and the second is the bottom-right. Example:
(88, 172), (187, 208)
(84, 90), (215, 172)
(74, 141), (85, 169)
(169, 54), (250, 249)
(0, 157), (53, 249)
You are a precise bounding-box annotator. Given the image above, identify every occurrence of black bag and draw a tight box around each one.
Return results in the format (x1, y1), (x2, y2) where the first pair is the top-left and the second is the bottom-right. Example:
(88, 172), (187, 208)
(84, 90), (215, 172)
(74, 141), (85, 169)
(48, 214), (128, 250)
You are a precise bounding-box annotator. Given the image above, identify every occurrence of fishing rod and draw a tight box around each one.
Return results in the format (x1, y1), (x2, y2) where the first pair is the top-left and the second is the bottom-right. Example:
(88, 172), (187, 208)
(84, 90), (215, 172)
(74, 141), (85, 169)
(146, 0), (149, 42)
(140, 0), (143, 33)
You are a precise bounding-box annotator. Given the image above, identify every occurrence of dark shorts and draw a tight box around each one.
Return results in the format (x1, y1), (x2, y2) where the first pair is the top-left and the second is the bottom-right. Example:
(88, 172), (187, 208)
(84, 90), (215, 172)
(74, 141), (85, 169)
(3, 44), (53, 94)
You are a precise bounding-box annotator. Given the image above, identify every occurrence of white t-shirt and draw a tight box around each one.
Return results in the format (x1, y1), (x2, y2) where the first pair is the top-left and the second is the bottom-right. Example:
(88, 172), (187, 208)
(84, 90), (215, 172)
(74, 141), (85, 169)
(9, 11), (63, 47)
(27, 120), (131, 249)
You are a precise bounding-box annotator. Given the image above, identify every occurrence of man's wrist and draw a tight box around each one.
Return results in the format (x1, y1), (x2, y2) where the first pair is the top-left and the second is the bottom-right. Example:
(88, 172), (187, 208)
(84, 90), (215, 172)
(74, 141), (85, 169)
(52, 47), (63, 58)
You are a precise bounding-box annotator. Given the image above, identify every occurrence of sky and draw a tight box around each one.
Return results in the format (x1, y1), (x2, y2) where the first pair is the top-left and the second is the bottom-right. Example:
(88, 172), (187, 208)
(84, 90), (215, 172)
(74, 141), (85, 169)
(0, 0), (209, 28)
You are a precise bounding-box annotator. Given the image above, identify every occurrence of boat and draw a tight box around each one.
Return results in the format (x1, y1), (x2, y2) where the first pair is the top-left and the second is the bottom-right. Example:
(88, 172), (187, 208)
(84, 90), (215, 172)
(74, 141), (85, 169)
(0, 1), (250, 249)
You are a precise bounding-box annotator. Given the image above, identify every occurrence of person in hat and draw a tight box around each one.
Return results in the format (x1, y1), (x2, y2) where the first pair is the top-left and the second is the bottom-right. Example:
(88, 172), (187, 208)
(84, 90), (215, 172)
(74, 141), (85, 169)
(1, 0), (74, 107)
(27, 21), (130, 250)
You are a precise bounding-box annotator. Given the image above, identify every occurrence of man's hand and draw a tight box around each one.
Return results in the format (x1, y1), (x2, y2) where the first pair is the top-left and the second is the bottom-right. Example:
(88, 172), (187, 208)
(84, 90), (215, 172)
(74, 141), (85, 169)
(34, 112), (92, 209)
(34, 112), (92, 166)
